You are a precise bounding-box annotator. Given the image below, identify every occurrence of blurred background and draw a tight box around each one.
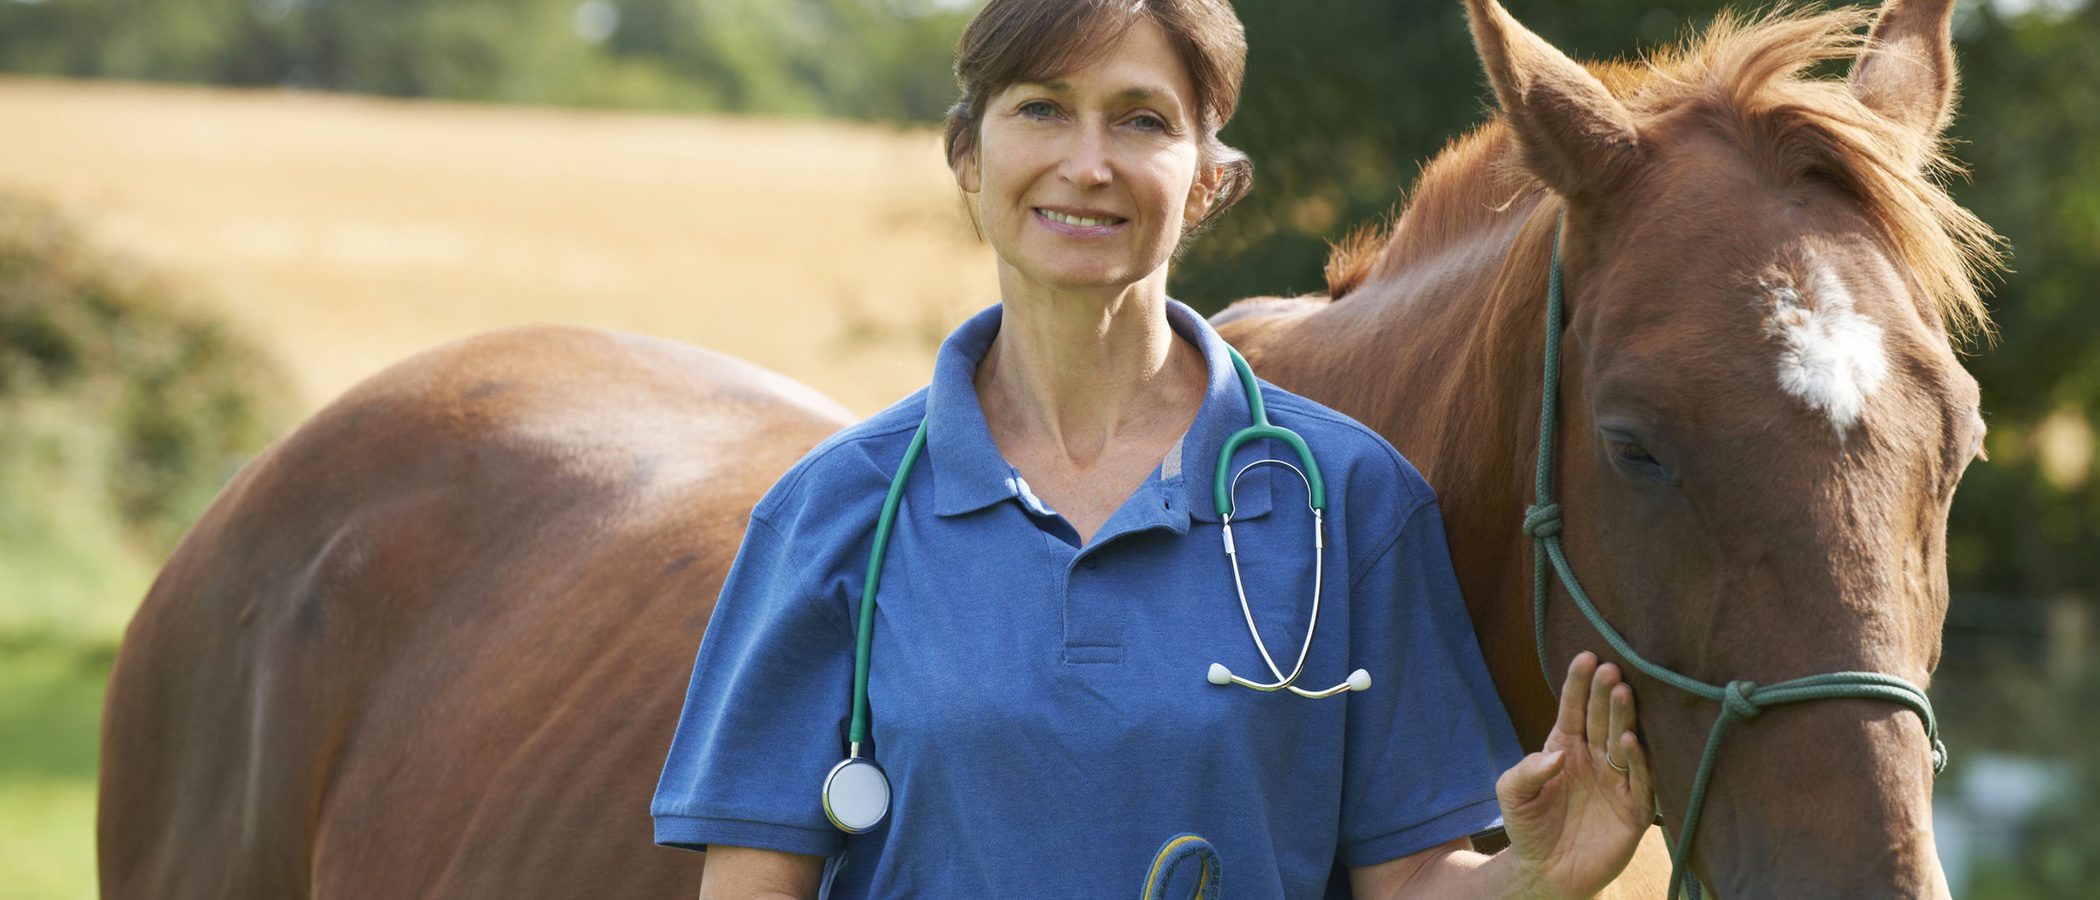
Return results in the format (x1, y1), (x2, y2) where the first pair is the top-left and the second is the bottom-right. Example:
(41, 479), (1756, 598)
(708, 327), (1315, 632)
(0, 0), (2092, 896)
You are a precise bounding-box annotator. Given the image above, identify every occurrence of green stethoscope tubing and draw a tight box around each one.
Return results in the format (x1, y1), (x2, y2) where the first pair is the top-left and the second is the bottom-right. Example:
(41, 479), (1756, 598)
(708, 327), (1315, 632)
(848, 418), (927, 753)
(846, 345), (1325, 750)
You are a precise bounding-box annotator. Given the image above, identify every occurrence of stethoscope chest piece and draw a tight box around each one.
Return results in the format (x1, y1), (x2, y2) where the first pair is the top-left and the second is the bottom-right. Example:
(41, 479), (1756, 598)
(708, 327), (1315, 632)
(821, 756), (891, 833)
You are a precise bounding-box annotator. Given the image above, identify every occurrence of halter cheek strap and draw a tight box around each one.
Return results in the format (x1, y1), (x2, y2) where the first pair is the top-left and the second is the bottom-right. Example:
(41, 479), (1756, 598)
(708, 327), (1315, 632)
(1526, 211), (1947, 900)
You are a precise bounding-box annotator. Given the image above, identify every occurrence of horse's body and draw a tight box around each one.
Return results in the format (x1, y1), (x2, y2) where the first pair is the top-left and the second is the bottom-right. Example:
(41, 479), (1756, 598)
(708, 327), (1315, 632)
(98, 327), (848, 896)
(101, 0), (1994, 897)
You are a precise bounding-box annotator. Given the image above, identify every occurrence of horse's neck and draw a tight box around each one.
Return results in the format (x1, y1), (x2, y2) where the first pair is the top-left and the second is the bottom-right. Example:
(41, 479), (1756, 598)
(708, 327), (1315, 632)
(1233, 200), (1562, 746)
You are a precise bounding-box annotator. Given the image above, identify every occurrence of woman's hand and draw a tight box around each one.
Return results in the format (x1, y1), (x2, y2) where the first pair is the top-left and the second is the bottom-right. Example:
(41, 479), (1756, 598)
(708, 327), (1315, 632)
(1496, 652), (1655, 900)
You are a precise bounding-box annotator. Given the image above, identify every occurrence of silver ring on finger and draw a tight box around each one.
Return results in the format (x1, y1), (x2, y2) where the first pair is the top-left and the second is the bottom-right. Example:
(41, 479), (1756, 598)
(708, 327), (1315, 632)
(1604, 751), (1629, 774)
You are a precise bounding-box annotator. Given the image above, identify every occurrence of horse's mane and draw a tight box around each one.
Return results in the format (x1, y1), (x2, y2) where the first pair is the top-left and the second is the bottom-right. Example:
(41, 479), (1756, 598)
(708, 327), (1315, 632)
(1327, 5), (2004, 341)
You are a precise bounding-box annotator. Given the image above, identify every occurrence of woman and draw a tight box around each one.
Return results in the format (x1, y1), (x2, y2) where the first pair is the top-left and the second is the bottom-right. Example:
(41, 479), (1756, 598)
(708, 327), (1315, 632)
(652, 1), (1655, 897)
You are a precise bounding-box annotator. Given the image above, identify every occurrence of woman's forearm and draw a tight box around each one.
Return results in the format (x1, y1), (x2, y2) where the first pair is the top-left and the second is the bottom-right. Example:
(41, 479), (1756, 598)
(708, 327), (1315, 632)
(1368, 845), (1560, 900)
(1427, 847), (1562, 897)
(695, 845), (823, 900)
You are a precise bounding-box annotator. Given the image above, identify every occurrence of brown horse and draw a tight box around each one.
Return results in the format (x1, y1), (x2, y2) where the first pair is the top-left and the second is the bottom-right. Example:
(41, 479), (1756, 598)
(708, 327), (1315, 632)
(99, 1), (1996, 898)
(1223, 0), (1996, 894)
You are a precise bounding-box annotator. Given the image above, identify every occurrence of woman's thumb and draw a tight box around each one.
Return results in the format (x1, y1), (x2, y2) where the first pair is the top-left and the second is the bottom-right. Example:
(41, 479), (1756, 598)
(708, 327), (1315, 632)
(1496, 749), (1565, 808)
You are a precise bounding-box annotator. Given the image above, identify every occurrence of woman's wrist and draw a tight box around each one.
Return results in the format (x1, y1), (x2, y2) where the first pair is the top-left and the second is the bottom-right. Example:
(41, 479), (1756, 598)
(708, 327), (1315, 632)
(1492, 849), (1573, 900)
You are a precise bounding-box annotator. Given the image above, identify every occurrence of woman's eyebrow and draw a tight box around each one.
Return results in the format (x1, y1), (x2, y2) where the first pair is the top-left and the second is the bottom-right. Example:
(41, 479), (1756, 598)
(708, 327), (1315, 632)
(1018, 80), (1184, 110)
(1110, 86), (1182, 110)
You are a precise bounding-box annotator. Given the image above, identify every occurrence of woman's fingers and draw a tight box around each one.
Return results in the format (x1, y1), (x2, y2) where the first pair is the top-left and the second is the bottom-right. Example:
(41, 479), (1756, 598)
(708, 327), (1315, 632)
(1612, 682), (1654, 803)
(1605, 682), (1631, 766)
(1586, 661), (1620, 751)
(1496, 748), (1566, 808)
(1619, 729), (1652, 798)
(1554, 652), (1598, 742)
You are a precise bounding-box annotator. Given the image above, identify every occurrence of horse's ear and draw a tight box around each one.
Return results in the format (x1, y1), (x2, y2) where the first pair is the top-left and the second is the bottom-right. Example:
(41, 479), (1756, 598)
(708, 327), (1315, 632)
(1464, 0), (1640, 201)
(1850, 0), (1958, 150)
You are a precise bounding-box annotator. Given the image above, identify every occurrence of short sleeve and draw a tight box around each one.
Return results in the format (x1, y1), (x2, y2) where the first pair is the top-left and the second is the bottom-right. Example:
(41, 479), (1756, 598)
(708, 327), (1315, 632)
(1336, 499), (1525, 867)
(650, 513), (856, 858)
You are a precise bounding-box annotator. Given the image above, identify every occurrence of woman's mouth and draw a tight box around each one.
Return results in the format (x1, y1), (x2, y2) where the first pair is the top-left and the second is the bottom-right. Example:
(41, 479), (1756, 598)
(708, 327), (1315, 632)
(1034, 207), (1128, 237)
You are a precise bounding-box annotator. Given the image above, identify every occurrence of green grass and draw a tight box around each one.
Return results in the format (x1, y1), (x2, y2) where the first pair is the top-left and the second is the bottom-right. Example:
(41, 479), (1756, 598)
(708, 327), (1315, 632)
(0, 407), (151, 900)
(0, 502), (142, 900)
(0, 637), (113, 900)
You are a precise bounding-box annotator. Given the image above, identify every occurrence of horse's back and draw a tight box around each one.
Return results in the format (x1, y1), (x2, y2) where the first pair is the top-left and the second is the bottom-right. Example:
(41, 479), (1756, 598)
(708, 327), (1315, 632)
(98, 325), (849, 899)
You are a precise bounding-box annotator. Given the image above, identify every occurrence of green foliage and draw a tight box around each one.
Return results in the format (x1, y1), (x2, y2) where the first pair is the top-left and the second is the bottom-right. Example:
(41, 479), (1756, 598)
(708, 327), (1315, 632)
(1938, 2), (2100, 597)
(0, 0), (974, 119)
(0, 193), (294, 623)
(1174, 0), (1722, 302)
(1962, 663), (2100, 897)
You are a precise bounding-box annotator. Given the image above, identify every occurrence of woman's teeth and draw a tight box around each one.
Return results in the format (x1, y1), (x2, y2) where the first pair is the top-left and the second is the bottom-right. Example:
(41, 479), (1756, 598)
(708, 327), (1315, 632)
(1040, 209), (1120, 227)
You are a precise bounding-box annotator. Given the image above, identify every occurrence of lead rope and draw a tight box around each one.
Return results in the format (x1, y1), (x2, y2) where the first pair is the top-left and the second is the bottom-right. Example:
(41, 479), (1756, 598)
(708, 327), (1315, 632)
(1524, 212), (1948, 900)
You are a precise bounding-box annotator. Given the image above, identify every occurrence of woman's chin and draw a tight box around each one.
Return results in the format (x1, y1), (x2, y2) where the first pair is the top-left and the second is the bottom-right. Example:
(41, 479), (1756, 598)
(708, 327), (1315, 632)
(1005, 256), (1164, 295)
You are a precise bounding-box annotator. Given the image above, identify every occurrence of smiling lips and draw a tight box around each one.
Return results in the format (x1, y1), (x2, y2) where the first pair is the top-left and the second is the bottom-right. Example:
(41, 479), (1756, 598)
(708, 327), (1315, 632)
(1034, 206), (1128, 237)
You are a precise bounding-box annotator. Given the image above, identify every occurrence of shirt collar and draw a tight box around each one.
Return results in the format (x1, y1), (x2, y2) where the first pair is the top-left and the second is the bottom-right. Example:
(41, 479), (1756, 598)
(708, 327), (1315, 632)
(923, 299), (1271, 526)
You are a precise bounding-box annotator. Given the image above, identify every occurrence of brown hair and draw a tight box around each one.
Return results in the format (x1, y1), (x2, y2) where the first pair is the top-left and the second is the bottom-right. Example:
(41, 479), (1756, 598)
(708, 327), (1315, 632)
(942, 0), (1254, 236)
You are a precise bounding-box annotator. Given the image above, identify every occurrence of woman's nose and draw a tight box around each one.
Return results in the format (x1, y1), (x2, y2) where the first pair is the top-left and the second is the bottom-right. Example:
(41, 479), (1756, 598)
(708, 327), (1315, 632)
(1058, 123), (1113, 188)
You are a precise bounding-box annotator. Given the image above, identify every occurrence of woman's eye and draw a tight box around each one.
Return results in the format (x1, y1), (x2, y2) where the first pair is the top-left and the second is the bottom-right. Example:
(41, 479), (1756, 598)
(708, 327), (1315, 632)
(1128, 113), (1167, 131)
(1019, 100), (1057, 119)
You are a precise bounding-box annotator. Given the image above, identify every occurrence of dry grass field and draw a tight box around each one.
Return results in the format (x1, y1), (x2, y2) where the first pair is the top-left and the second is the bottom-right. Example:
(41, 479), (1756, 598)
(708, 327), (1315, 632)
(0, 76), (999, 417)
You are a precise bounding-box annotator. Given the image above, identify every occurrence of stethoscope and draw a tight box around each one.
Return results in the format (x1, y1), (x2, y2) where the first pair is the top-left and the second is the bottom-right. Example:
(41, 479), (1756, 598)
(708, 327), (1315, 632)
(820, 345), (1372, 834)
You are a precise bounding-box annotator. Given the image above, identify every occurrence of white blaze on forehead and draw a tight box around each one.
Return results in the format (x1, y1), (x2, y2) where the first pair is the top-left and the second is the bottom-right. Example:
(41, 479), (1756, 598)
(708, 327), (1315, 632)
(1761, 264), (1889, 437)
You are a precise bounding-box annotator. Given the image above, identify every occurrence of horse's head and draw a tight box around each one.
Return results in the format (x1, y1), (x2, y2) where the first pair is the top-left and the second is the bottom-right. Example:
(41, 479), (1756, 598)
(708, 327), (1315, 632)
(1465, 0), (2000, 894)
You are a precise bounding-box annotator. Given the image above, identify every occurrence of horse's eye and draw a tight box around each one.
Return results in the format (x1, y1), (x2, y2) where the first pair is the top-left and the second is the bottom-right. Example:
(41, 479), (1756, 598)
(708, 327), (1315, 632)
(1615, 443), (1657, 466)
(1607, 440), (1672, 483)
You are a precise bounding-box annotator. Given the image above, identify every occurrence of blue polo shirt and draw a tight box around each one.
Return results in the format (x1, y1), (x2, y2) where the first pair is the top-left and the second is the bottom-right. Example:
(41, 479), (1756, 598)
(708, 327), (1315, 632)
(651, 300), (1521, 898)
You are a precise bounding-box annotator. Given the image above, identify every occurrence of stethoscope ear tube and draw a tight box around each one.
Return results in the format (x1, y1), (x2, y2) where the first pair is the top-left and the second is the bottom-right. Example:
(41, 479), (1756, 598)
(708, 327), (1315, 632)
(1206, 346), (1365, 700)
(1211, 459), (1366, 699)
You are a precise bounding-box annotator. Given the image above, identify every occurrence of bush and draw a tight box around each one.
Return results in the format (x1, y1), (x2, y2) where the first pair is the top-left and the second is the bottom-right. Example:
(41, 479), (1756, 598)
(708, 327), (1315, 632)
(0, 192), (293, 571)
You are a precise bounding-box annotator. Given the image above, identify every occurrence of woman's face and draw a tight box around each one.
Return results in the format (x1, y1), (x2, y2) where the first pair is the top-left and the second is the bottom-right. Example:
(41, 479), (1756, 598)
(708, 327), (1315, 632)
(956, 17), (1216, 293)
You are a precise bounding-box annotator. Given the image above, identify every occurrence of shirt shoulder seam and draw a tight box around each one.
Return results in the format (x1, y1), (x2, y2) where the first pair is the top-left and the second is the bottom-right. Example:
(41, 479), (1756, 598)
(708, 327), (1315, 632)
(754, 404), (926, 525)
(1348, 495), (1438, 594)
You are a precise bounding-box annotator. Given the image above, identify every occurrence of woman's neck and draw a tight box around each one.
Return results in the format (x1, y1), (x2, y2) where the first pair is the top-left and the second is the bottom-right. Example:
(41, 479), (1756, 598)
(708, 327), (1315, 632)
(974, 268), (1206, 469)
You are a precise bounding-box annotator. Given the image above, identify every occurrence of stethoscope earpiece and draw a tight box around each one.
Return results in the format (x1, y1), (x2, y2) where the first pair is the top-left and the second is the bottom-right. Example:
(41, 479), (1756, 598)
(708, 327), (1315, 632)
(1346, 669), (1372, 692)
(1206, 662), (1371, 696)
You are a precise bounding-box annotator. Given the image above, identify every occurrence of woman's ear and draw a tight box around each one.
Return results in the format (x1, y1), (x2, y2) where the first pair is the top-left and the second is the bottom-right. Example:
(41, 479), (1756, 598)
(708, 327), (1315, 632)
(953, 150), (981, 194)
(1184, 164), (1223, 222)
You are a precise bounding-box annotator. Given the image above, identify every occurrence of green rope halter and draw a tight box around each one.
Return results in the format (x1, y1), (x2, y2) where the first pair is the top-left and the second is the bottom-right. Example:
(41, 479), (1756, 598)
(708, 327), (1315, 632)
(1525, 212), (1948, 900)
